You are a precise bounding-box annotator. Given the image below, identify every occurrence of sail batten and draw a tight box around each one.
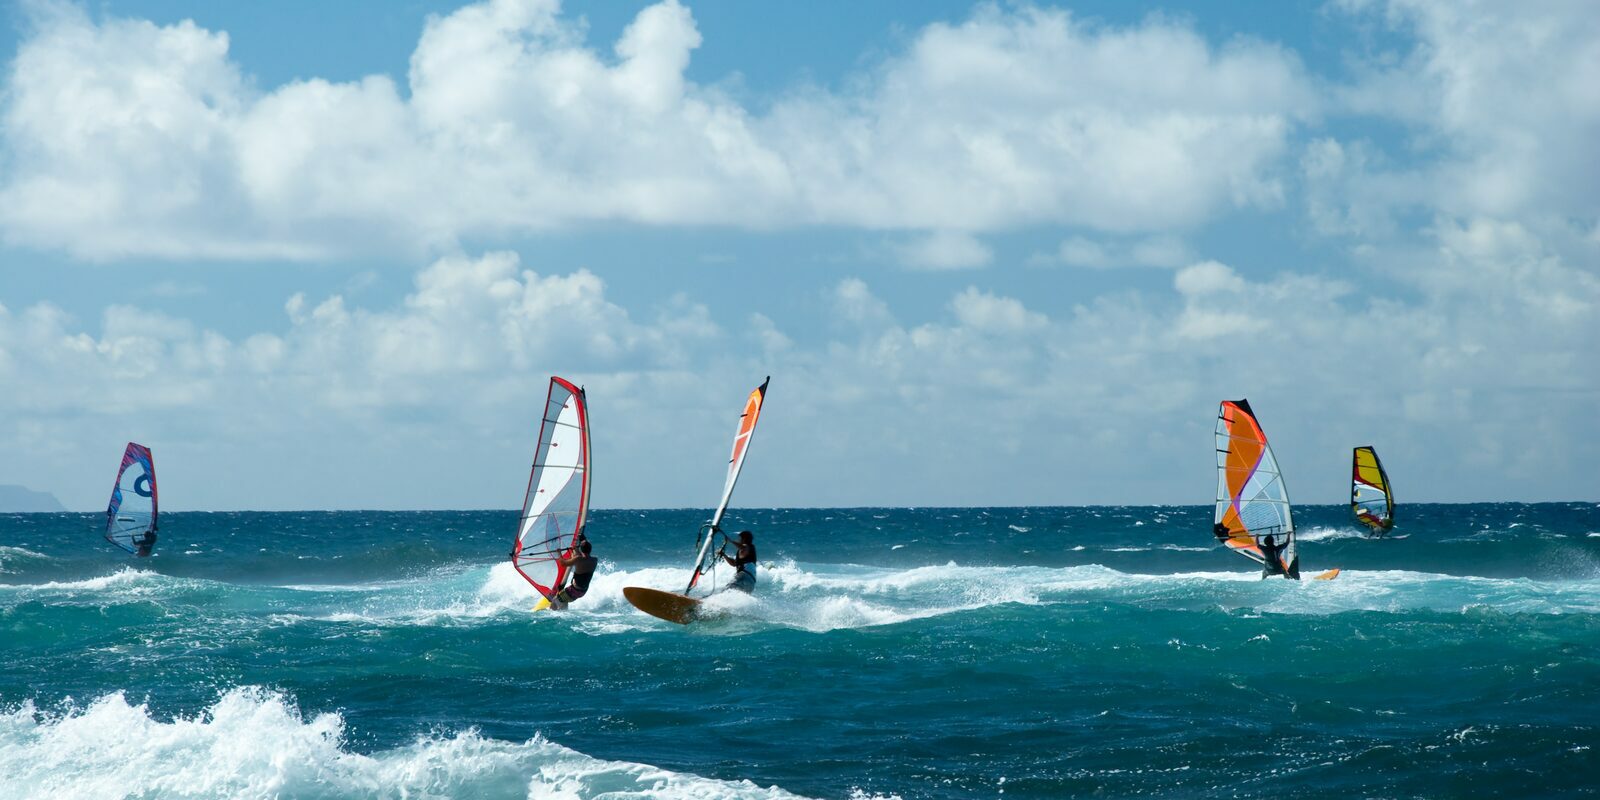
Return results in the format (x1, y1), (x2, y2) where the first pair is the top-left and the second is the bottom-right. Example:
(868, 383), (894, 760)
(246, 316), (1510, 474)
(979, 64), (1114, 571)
(105, 442), (157, 556)
(511, 377), (591, 600)
(1351, 445), (1396, 534)
(1213, 399), (1297, 575)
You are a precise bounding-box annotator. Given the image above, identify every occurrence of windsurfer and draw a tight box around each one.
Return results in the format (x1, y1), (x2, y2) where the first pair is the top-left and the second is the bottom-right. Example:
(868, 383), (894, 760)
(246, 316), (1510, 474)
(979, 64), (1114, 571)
(550, 535), (597, 610)
(134, 529), (157, 558)
(1258, 534), (1289, 579)
(1212, 522), (1230, 541)
(721, 530), (758, 593)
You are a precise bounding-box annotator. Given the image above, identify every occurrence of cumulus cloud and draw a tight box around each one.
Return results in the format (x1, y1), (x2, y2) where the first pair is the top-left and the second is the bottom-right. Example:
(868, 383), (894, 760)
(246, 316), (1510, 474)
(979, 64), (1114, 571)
(2, 237), (1596, 508)
(1044, 234), (1193, 269)
(1310, 0), (1600, 240)
(0, 0), (1312, 260)
(891, 230), (993, 271)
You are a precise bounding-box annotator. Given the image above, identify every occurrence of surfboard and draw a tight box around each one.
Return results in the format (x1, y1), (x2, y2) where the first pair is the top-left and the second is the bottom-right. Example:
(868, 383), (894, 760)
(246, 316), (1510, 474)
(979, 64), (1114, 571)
(623, 586), (702, 625)
(1313, 568), (1342, 581)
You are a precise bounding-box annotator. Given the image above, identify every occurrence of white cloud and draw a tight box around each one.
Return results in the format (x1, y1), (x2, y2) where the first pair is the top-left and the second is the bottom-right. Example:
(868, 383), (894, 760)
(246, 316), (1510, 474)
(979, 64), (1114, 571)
(949, 287), (1046, 334)
(0, 0), (1313, 260)
(1310, 1), (1600, 237)
(2, 239), (1597, 508)
(1048, 234), (1193, 269)
(1174, 261), (1248, 296)
(892, 230), (992, 271)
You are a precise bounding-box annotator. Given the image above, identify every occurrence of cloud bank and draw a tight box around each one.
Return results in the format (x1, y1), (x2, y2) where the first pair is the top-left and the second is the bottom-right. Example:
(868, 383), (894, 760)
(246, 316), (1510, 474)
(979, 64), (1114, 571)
(0, 0), (1311, 259)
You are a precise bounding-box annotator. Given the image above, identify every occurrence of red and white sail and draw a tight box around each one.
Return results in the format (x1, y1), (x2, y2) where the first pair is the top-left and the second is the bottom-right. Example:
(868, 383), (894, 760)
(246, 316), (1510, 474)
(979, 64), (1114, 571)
(511, 377), (590, 600)
(105, 442), (157, 555)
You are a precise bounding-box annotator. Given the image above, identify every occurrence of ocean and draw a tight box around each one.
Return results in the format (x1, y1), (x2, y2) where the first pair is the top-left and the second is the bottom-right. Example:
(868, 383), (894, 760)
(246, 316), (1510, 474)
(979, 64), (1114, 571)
(2, 504), (1597, 798)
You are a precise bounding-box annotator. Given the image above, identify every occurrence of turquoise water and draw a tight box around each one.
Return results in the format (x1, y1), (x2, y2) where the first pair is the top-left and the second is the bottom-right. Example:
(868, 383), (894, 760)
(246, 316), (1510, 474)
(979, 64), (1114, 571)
(2, 504), (1598, 798)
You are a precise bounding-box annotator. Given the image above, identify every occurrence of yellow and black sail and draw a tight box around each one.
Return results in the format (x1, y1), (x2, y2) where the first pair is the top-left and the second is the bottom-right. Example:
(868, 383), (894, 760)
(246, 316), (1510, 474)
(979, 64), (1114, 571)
(1351, 446), (1395, 535)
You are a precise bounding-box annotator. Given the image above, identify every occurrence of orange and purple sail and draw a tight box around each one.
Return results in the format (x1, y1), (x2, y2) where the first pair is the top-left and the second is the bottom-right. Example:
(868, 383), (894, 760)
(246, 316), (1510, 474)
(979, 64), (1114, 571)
(1351, 445), (1396, 535)
(511, 377), (591, 601)
(1213, 399), (1298, 576)
(105, 442), (157, 556)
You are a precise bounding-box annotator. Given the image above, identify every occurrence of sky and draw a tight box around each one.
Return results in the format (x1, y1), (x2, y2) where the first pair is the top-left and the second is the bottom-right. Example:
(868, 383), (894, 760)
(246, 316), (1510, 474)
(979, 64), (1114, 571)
(0, 0), (1595, 511)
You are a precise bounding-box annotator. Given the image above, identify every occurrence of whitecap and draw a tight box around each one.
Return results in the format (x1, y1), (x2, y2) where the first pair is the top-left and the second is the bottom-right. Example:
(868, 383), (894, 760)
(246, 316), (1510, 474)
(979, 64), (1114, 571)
(0, 688), (807, 799)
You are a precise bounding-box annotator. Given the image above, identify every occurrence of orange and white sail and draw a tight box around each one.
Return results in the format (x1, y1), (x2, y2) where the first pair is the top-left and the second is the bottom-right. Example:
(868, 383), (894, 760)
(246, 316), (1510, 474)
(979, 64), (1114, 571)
(1214, 399), (1297, 575)
(688, 377), (769, 592)
(711, 377), (769, 531)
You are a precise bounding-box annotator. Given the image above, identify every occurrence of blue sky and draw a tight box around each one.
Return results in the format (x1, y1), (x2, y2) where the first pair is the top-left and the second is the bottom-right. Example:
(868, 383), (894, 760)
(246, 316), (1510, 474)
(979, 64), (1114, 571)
(1, 0), (1595, 510)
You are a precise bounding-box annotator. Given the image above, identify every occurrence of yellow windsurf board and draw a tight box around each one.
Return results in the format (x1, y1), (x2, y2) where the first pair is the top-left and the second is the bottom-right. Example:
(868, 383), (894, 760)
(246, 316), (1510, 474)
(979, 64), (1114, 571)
(623, 586), (702, 625)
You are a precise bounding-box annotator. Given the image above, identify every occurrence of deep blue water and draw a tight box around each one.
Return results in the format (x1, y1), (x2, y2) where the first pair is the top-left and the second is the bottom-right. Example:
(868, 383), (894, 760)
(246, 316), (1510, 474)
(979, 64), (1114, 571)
(2, 504), (1598, 798)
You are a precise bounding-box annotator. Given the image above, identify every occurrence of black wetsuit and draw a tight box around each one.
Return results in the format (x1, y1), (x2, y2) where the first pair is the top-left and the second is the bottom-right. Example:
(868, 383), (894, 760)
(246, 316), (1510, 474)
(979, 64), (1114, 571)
(1259, 538), (1287, 578)
(135, 530), (157, 558)
(727, 542), (757, 593)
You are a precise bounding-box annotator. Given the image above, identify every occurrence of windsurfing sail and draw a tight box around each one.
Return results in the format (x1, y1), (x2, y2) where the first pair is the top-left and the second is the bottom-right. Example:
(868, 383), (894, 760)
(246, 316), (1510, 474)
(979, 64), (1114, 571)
(1213, 399), (1298, 577)
(1351, 445), (1396, 534)
(511, 377), (591, 601)
(105, 442), (157, 555)
(687, 377), (769, 593)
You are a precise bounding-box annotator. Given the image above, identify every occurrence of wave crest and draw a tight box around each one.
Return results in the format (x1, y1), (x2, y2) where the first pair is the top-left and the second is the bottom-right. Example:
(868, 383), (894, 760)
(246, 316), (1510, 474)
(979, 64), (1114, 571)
(0, 688), (806, 799)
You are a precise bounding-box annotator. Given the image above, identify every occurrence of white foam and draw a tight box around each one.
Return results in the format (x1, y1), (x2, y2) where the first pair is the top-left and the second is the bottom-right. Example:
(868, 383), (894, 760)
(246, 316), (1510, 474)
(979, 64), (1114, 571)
(1294, 526), (1370, 543)
(0, 546), (51, 576)
(0, 567), (167, 593)
(0, 688), (806, 800)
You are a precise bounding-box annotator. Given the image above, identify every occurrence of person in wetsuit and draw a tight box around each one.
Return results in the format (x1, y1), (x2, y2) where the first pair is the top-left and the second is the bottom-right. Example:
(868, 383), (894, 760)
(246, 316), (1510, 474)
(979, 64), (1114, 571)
(1258, 533), (1288, 579)
(134, 528), (157, 558)
(550, 534), (597, 610)
(721, 530), (758, 593)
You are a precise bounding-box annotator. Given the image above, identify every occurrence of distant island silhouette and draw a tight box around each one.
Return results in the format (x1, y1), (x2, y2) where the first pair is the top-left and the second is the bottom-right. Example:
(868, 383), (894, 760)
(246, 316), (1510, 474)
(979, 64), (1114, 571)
(0, 484), (66, 512)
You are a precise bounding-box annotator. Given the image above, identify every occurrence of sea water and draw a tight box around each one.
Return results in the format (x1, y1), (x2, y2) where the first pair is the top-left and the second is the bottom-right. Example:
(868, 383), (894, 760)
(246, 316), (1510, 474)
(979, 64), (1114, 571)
(2, 504), (1597, 798)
